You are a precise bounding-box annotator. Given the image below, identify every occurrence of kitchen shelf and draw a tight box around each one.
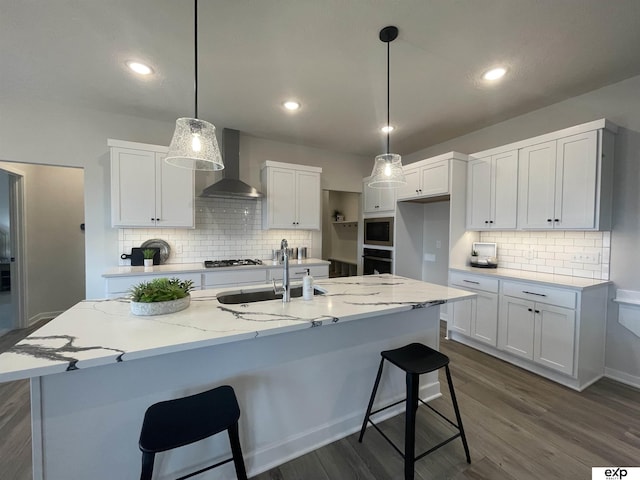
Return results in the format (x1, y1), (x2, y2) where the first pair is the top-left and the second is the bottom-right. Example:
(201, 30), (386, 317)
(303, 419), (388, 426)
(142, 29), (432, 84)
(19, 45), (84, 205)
(328, 257), (357, 278)
(332, 221), (358, 227)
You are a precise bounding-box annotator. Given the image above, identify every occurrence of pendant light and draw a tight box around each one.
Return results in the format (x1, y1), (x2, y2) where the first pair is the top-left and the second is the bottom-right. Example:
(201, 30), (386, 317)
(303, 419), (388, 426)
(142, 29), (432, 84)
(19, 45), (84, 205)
(165, 0), (224, 171)
(368, 26), (406, 188)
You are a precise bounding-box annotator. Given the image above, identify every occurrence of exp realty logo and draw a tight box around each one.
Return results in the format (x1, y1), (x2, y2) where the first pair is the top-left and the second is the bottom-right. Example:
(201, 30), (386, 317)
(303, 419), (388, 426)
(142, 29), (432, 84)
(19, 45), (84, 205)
(593, 467), (640, 480)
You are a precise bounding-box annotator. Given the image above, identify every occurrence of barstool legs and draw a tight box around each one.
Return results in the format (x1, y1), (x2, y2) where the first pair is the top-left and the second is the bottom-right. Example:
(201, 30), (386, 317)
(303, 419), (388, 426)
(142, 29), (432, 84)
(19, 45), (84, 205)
(445, 365), (471, 464)
(359, 358), (385, 442)
(140, 452), (154, 480)
(228, 422), (249, 480)
(405, 373), (419, 480)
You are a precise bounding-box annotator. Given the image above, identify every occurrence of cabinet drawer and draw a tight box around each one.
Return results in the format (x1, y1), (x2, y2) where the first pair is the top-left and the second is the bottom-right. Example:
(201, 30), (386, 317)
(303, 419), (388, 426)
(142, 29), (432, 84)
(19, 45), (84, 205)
(106, 273), (202, 295)
(502, 281), (576, 309)
(449, 272), (499, 293)
(268, 265), (329, 281)
(204, 269), (267, 287)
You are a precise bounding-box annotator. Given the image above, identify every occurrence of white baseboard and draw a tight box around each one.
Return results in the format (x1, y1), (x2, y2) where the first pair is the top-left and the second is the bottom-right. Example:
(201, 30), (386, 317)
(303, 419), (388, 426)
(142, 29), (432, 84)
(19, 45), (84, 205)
(28, 311), (62, 326)
(245, 382), (441, 478)
(605, 367), (640, 390)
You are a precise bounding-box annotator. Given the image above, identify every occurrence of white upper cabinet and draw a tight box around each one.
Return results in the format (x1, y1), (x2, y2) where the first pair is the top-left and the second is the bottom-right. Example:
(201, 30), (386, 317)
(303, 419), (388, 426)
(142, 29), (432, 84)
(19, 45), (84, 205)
(466, 150), (518, 229)
(518, 130), (608, 230)
(363, 178), (396, 214)
(261, 161), (322, 230)
(397, 158), (450, 201)
(109, 140), (194, 228)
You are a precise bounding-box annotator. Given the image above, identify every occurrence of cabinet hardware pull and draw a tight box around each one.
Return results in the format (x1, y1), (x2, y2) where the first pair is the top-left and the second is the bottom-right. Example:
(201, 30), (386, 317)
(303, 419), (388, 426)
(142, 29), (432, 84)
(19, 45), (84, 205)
(535, 310), (540, 314)
(523, 290), (546, 297)
(554, 219), (560, 222)
(489, 220), (494, 223)
(547, 219), (552, 222)
(463, 280), (480, 284)
(484, 220), (489, 224)
(528, 308), (533, 312)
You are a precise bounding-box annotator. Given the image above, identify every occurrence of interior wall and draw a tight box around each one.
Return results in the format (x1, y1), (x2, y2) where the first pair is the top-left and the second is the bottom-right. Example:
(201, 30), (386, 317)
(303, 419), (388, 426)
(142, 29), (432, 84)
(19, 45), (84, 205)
(421, 201), (450, 285)
(325, 191), (359, 263)
(0, 161), (85, 323)
(0, 171), (8, 230)
(404, 73), (640, 383)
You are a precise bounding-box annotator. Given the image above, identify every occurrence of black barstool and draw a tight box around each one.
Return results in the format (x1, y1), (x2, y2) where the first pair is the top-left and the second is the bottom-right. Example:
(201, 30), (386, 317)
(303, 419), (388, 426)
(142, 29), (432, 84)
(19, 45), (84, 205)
(359, 343), (470, 480)
(139, 385), (248, 480)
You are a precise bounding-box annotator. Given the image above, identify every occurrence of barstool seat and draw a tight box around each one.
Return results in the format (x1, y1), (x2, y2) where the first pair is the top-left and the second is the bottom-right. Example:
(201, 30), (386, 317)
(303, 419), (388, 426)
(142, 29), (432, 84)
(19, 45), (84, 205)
(139, 385), (248, 480)
(359, 343), (470, 480)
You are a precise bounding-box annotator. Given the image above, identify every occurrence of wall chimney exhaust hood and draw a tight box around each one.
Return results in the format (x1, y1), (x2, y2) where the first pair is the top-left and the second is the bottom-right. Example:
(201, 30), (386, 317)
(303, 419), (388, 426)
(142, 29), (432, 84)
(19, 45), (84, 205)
(199, 128), (263, 199)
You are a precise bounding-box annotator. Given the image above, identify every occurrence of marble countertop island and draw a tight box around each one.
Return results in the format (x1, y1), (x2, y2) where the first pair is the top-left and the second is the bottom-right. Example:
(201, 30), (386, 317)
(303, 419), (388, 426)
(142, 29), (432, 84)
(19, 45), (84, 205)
(0, 274), (474, 383)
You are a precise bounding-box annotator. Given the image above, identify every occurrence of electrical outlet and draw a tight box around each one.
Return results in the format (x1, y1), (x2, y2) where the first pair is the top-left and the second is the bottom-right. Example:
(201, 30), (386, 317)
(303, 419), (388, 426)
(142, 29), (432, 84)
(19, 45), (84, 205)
(571, 253), (600, 264)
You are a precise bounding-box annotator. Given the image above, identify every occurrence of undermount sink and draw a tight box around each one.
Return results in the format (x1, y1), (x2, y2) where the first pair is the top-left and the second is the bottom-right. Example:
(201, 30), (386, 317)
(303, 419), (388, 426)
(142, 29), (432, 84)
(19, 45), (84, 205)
(217, 286), (325, 305)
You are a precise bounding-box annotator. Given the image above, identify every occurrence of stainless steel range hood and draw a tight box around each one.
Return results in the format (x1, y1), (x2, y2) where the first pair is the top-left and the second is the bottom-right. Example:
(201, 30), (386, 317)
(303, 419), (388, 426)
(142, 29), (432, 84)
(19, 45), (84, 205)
(199, 128), (263, 199)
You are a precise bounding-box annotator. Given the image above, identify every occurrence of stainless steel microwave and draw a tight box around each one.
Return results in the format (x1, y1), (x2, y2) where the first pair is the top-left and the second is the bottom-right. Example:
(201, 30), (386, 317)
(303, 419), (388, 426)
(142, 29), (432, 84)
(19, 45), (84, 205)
(364, 217), (394, 246)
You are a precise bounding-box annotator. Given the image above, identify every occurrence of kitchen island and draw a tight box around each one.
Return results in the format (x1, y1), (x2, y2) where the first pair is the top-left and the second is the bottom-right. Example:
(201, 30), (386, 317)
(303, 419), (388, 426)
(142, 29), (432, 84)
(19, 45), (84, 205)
(0, 274), (474, 480)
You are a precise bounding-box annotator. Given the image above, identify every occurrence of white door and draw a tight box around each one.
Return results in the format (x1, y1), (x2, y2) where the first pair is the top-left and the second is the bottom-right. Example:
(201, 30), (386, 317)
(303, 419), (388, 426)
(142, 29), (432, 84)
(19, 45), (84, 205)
(450, 298), (473, 336)
(491, 150), (518, 229)
(498, 296), (535, 359)
(157, 153), (195, 228)
(111, 148), (157, 227)
(533, 304), (576, 375)
(467, 157), (492, 229)
(420, 160), (449, 197)
(554, 131), (598, 229)
(517, 141), (556, 229)
(296, 171), (321, 229)
(268, 168), (297, 227)
(471, 291), (498, 346)
(397, 166), (420, 200)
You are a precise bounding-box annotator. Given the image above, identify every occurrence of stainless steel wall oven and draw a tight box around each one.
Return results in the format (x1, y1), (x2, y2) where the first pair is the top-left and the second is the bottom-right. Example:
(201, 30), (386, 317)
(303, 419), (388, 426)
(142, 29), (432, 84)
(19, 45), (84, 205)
(362, 248), (393, 275)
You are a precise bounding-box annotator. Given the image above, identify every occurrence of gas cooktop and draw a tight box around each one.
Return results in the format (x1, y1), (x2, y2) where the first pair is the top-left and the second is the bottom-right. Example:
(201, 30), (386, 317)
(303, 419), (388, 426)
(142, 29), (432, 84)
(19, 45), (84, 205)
(203, 259), (263, 268)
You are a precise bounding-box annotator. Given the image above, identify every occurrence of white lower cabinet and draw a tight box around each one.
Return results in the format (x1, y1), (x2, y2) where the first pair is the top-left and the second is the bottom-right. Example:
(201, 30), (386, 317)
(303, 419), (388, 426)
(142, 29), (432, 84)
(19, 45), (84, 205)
(267, 265), (329, 281)
(449, 269), (608, 391)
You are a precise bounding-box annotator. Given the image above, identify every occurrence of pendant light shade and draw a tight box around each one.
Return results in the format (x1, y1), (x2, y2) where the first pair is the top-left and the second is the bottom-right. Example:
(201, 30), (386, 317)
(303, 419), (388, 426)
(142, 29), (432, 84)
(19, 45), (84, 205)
(165, 0), (224, 171)
(368, 26), (406, 188)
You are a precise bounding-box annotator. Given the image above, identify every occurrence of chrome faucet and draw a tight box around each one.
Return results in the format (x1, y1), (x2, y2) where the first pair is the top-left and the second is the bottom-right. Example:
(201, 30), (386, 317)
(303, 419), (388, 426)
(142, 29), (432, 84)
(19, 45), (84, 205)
(272, 238), (291, 303)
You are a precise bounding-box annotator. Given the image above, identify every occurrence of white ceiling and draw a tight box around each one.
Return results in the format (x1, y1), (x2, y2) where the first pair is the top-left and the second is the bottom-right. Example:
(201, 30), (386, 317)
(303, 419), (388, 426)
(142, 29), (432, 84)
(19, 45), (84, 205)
(2, 0), (640, 156)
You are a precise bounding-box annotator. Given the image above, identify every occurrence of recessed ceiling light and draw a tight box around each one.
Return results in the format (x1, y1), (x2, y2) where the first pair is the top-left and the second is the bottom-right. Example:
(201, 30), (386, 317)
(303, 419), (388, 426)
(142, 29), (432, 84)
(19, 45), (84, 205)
(482, 67), (507, 81)
(283, 100), (301, 111)
(126, 61), (153, 75)
(381, 125), (394, 133)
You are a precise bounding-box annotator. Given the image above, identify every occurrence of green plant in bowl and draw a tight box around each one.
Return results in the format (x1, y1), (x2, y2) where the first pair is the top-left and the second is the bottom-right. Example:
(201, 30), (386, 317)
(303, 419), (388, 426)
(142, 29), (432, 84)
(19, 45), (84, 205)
(142, 249), (156, 260)
(130, 277), (193, 303)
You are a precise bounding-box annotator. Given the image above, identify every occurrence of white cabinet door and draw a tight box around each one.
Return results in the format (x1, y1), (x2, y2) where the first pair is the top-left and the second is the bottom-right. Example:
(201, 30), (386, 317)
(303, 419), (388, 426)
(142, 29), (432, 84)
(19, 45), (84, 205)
(450, 298), (473, 336)
(554, 131), (598, 229)
(467, 157), (492, 229)
(296, 171), (321, 229)
(266, 167), (297, 228)
(363, 180), (396, 214)
(471, 291), (498, 347)
(498, 296), (535, 360)
(397, 165), (420, 200)
(491, 150), (518, 229)
(420, 160), (449, 197)
(518, 141), (557, 229)
(111, 148), (157, 227)
(533, 303), (576, 375)
(157, 153), (195, 228)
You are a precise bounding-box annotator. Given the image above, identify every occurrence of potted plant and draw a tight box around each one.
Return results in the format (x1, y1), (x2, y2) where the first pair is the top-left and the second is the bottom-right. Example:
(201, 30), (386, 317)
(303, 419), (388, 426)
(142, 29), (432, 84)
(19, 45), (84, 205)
(142, 248), (156, 267)
(470, 249), (479, 265)
(129, 277), (194, 316)
(333, 210), (344, 222)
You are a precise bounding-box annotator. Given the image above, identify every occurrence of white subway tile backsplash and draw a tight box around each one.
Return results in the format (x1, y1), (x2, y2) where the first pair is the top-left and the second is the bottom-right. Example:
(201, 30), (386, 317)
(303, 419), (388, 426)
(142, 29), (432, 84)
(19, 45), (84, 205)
(118, 198), (314, 265)
(481, 230), (610, 280)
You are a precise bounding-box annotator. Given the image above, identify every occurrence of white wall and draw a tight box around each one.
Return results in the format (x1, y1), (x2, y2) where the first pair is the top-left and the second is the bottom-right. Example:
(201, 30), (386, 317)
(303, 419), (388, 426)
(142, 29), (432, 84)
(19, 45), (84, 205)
(0, 170), (8, 230)
(0, 96), (373, 300)
(404, 74), (640, 384)
(0, 162), (85, 323)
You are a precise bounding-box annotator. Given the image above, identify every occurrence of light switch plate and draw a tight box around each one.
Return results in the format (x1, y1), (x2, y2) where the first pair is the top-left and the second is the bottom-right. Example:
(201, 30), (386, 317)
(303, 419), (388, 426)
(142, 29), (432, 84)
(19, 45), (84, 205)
(424, 253), (436, 262)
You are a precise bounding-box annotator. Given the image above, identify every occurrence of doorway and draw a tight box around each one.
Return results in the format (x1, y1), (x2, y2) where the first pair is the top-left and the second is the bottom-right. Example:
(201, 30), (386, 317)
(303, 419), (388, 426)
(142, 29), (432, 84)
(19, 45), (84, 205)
(0, 166), (26, 335)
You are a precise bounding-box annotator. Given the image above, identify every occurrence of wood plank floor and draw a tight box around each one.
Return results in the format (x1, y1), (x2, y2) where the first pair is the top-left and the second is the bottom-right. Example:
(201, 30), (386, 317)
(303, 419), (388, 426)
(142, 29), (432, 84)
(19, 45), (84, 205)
(1, 322), (638, 479)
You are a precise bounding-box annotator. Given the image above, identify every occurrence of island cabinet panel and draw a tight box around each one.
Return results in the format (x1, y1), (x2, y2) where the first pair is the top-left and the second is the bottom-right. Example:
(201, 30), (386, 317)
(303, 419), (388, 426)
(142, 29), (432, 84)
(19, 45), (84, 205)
(466, 150), (517, 230)
(363, 177), (396, 214)
(110, 140), (194, 228)
(204, 269), (267, 288)
(448, 268), (609, 391)
(105, 272), (202, 298)
(261, 161), (322, 230)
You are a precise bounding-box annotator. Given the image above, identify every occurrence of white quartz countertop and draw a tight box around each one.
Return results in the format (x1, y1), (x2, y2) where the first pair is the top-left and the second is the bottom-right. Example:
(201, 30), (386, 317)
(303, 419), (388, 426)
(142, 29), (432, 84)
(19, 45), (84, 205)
(450, 266), (611, 290)
(0, 275), (474, 383)
(102, 258), (330, 277)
